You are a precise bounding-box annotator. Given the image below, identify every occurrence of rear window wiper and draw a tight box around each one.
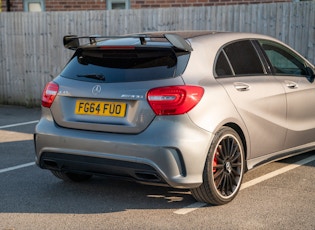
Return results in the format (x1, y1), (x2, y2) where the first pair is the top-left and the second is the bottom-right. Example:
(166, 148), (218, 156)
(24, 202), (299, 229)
(77, 74), (105, 81)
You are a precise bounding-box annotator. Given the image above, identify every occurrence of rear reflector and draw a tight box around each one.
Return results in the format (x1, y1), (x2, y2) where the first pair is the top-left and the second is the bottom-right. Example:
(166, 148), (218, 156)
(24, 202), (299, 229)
(41, 82), (59, 108)
(147, 85), (204, 115)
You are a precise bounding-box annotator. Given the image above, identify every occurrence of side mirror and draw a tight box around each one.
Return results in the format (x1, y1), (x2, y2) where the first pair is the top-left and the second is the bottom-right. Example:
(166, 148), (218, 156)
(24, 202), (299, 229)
(63, 35), (80, 50)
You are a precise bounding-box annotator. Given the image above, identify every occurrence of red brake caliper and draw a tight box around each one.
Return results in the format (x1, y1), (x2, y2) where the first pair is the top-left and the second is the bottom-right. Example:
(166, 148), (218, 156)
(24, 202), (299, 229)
(213, 148), (219, 173)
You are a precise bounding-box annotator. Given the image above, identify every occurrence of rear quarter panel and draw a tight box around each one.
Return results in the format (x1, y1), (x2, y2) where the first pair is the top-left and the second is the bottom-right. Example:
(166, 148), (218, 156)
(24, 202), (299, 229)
(182, 35), (251, 158)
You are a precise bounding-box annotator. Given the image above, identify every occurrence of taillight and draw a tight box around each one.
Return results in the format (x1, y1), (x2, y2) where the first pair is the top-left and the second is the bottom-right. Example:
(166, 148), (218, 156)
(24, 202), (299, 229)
(41, 82), (59, 108)
(147, 85), (204, 115)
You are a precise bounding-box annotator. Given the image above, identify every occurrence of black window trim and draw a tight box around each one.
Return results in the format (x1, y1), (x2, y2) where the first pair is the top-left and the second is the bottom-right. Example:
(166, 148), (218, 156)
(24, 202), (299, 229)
(251, 40), (273, 75)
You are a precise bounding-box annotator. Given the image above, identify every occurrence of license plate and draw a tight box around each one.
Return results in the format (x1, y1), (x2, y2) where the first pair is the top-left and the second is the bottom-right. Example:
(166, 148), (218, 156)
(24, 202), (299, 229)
(75, 100), (127, 117)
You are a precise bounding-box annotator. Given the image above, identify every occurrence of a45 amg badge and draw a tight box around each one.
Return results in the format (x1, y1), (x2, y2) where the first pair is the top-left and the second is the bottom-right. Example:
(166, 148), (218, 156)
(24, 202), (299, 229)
(92, 85), (102, 95)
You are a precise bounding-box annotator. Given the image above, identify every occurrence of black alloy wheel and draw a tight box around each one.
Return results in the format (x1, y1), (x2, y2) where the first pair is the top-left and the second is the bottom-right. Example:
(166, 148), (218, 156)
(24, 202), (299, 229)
(191, 126), (245, 205)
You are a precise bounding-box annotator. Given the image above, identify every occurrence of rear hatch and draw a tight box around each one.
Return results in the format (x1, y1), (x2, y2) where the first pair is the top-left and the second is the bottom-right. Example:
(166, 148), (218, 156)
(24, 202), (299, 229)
(50, 35), (191, 134)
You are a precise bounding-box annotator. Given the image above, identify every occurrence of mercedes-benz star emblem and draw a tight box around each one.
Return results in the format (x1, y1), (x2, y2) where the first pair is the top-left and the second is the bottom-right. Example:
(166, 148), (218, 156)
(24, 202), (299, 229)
(92, 85), (102, 95)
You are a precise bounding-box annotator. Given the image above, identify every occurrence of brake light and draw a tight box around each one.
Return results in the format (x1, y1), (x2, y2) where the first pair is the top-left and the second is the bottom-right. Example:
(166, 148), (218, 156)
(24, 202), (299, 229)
(41, 82), (59, 108)
(99, 46), (135, 50)
(147, 86), (204, 115)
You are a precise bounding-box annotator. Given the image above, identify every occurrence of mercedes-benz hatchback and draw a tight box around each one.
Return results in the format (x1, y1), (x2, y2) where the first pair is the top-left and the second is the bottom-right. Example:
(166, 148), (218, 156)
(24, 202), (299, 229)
(34, 31), (315, 205)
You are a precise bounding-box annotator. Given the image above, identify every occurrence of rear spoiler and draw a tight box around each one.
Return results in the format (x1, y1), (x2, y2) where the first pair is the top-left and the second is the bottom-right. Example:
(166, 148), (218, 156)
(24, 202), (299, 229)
(63, 34), (193, 52)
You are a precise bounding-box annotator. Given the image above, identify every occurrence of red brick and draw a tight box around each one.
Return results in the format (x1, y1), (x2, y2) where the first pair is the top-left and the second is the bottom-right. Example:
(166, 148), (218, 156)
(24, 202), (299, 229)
(1, 0), (290, 12)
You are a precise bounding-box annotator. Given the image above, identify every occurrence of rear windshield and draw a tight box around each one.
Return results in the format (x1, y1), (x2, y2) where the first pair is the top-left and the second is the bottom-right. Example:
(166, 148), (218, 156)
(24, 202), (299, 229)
(60, 47), (190, 83)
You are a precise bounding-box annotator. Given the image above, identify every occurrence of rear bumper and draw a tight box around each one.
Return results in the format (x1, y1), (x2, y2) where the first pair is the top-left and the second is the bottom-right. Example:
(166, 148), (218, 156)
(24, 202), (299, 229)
(34, 113), (213, 188)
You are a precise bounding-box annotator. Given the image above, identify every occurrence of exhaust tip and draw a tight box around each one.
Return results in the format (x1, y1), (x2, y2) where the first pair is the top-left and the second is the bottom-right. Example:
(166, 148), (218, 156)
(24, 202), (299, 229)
(135, 171), (161, 182)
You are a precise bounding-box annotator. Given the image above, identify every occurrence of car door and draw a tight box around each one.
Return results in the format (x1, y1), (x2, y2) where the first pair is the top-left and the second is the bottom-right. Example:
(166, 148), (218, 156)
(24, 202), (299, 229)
(258, 40), (315, 149)
(215, 40), (287, 159)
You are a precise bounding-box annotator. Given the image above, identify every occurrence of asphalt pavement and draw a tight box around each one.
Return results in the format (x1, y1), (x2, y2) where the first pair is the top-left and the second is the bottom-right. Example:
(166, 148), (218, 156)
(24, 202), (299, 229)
(0, 105), (314, 230)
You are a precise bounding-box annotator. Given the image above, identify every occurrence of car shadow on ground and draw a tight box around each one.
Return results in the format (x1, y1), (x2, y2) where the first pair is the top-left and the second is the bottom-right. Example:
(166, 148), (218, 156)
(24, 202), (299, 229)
(0, 167), (199, 214)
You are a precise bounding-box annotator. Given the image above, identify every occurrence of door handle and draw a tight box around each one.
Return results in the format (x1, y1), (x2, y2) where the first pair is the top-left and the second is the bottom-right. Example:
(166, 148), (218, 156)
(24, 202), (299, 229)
(285, 80), (298, 89)
(234, 82), (250, 91)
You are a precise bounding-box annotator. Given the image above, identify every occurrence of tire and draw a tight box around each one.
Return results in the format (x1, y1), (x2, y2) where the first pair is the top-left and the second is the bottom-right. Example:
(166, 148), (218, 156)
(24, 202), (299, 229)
(191, 126), (245, 205)
(51, 170), (92, 182)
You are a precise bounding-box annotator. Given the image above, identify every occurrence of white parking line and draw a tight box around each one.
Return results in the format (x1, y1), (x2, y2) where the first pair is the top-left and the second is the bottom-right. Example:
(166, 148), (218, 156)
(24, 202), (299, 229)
(240, 155), (315, 190)
(0, 120), (37, 173)
(0, 120), (39, 129)
(173, 202), (207, 215)
(0, 162), (35, 174)
(174, 155), (315, 215)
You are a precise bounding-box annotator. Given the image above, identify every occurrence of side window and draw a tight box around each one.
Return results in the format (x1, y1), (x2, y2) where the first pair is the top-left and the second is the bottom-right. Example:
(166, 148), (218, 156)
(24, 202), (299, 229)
(223, 40), (265, 76)
(259, 40), (308, 76)
(215, 51), (233, 77)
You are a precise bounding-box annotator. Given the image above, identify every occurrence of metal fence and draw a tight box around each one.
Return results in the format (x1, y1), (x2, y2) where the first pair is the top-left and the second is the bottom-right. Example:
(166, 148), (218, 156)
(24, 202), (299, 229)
(0, 2), (314, 106)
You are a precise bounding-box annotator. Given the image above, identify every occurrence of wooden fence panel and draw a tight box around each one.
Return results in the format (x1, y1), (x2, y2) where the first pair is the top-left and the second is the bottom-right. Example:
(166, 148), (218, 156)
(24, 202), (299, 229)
(0, 2), (314, 106)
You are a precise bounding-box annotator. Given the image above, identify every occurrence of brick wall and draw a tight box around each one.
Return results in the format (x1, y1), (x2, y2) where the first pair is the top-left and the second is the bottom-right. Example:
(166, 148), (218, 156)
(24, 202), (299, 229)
(1, 0), (106, 11)
(46, 0), (106, 11)
(1, 0), (291, 12)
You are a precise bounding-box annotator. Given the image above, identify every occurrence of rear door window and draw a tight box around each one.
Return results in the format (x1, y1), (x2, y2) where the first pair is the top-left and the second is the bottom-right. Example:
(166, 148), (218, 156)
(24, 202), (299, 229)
(216, 40), (265, 77)
(224, 40), (265, 75)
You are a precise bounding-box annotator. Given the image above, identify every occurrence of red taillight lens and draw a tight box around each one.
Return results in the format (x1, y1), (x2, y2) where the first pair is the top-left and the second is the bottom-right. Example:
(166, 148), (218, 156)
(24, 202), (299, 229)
(41, 82), (59, 108)
(147, 85), (204, 115)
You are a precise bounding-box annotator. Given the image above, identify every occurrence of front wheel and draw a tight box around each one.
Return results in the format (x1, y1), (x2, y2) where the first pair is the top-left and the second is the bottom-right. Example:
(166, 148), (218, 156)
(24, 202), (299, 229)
(191, 127), (245, 205)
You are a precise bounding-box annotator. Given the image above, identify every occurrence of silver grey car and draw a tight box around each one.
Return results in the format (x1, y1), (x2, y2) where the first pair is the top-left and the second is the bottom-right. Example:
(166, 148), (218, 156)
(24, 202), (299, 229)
(34, 31), (315, 205)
